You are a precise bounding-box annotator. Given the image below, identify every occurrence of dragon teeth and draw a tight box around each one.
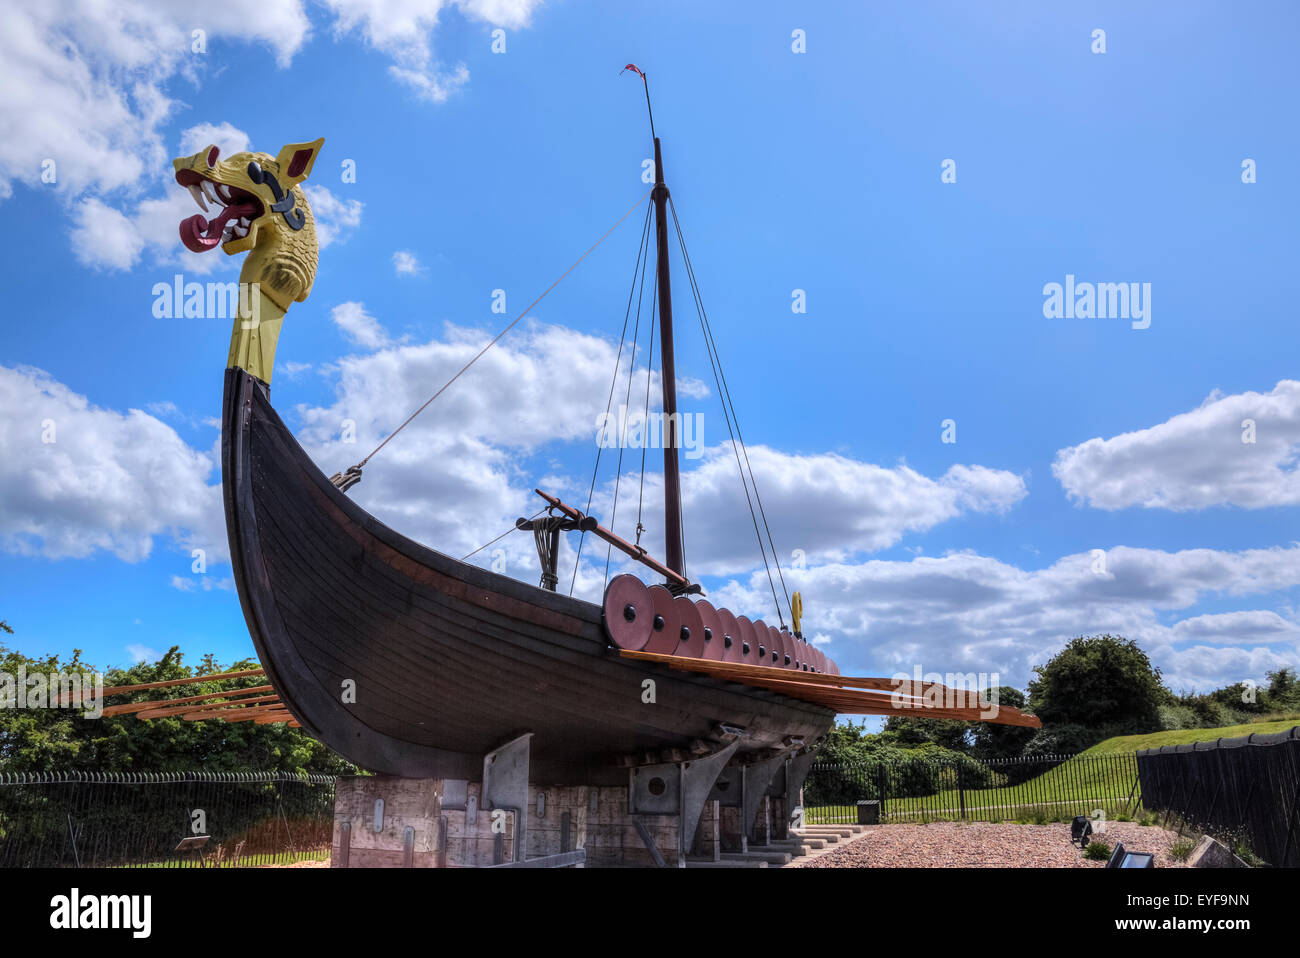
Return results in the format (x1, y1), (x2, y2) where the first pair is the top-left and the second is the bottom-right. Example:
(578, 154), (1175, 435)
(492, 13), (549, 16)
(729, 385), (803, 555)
(187, 184), (208, 212)
(200, 181), (221, 206)
(216, 184), (234, 203)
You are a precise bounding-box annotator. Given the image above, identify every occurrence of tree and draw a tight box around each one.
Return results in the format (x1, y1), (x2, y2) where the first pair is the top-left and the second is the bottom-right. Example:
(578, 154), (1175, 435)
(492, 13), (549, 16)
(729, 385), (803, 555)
(880, 716), (972, 753)
(1027, 634), (1170, 734)
(1266, 667), (1300, 710)
(970, 686), (1037, 761)
(0, 634), (356, 776)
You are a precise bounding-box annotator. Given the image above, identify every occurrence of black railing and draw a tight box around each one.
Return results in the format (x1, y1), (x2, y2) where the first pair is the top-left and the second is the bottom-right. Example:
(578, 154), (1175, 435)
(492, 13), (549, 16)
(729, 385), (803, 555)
(804, 753), (1142, 825)
(0, 771), (337, 868)
(1138, 726), (1300, 867)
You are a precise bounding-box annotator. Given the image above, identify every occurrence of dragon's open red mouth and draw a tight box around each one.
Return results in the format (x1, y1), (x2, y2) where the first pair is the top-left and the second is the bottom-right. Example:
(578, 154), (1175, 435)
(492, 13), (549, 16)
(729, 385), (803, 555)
(175, 168), (264, 252)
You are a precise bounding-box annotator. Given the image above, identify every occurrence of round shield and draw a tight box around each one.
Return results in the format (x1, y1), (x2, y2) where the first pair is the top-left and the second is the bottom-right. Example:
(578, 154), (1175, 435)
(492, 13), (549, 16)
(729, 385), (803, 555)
(761, 623), (774, 667)
(771, 627), (790, 668)
(673, 596), (706, 659)
(602, 574), (653, 651)
(751, 619), (769, 666)
(694, 599), (726, 661)
(716, 607), (743, 663)
(736, 615), (758, 664)
(643, 585), (681, 655)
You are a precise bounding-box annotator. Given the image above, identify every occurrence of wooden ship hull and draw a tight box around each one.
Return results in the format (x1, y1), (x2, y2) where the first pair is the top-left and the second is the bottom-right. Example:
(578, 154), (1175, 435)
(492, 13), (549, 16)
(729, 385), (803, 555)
(222, 366), (836, 783)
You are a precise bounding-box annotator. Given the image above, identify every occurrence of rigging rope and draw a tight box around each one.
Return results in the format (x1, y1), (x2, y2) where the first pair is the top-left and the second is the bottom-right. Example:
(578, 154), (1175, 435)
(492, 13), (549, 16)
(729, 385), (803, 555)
(341, 189), (653, 478)
(668, 196), (791, 627)
(634, 297), (656, 547)
(568, 200), (654, 594)
(603, 270), (656, 588)
(463, 508), (545, 561)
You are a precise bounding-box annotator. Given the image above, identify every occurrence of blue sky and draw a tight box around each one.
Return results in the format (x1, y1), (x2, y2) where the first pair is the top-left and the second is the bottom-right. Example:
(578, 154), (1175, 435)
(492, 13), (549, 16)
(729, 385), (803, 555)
(1, 1), (1298, 701)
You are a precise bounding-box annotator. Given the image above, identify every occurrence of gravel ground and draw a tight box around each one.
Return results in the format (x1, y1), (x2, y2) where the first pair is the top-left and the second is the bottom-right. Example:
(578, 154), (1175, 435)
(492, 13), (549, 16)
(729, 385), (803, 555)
(791, 822), (1193, 868)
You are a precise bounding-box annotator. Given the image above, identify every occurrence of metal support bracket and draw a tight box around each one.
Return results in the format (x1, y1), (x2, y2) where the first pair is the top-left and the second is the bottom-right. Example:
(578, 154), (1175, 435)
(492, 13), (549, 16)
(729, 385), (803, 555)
(627, 737), (742, 866)
(483, 732), (533, 864)
(783, 749), (817, 833)
(742, 752), (792, 845)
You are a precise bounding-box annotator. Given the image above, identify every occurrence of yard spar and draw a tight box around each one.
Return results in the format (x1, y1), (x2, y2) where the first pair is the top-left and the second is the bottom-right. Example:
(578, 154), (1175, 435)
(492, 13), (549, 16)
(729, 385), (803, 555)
(171, 82), (1038, 787)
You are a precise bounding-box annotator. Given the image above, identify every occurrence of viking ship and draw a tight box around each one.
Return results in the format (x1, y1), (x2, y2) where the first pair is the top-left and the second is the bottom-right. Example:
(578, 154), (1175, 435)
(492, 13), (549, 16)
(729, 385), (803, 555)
(175, 76), (1037, 786)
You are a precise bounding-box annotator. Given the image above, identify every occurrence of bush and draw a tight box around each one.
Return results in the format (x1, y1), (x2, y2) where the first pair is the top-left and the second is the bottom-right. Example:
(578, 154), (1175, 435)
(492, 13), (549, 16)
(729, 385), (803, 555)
(1083, 841), (1112, 861)
(1158, 704), (1200, 731)
(1020, 723), (1098, 759)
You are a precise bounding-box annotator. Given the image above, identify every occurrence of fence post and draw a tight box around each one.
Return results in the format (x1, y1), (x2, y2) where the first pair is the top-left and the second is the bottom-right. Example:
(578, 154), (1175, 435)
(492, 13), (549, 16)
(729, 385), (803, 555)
(957, 763), (965, 821)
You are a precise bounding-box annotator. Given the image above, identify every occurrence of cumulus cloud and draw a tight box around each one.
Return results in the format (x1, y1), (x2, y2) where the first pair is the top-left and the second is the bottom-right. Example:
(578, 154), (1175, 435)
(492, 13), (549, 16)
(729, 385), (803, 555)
(69, 124), (364, 272)
(0, 2), (310, 201)
(331, 302), (393, 350)
(126, 643), (161, 664)
(69, 198), (145, 270)
(1054, 380), (1300, 511)
(393, 250), (423, 275)
(303, 185), (363, 249)
(708, 544), (1300, 695)
(575, 450), (1028, 578)
(285, 313), (1030, 597)
(0, 365), (226, 564)
(321, 0), (540, 101)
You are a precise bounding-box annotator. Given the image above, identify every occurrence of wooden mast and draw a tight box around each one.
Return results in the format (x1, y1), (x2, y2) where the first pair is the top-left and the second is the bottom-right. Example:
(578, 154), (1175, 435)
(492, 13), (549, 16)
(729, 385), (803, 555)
(652, 136), (685, 579)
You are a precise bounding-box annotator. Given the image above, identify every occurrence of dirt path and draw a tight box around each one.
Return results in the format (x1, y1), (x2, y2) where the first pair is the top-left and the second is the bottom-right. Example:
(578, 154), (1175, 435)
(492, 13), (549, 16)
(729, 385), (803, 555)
(790, 821), (1192, 868)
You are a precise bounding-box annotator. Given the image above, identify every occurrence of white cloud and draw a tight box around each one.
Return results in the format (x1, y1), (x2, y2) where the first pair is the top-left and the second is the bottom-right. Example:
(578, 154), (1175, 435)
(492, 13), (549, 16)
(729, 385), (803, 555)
(69, 198), (145, 270)
(69, 122), (255, 275)
(632, 449), (1025, 575)
(69, 124), (362, 273)
(321, 0), (540, 101)
(126, 643), (161, 664)
(303, 185), (363, 249)
(393, 250), (423, 275)
(708, 544), (1300, 695)
(0, 365), (226, 564)
(170, 574), (233, 592)
(1054, 380), (1300, 511)
(331, 302), (393, 350)
(0, 2), (310, 201)
(286, 315), (1029, 599)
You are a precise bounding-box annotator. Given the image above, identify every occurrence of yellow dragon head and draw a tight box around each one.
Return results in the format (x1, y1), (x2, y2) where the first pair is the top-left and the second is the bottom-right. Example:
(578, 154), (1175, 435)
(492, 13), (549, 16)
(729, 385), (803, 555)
(173, 138), (324, 311)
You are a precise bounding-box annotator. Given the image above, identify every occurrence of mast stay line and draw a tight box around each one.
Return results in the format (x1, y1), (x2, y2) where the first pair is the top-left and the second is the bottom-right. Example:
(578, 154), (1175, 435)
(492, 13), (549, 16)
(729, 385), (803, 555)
(330, 188), (653, 491)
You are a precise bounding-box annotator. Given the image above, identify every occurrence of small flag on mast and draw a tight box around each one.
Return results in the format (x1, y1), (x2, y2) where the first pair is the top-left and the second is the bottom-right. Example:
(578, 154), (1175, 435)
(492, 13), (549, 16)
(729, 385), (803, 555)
(621, 63), (645, 79)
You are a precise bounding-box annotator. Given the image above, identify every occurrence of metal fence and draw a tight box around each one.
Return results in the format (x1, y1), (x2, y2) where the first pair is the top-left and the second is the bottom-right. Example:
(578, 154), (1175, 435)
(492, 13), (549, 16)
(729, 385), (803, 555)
(1138, 726), (1300, 867)
(0, 771), (338, 868)
(804, 752), (1141, 825)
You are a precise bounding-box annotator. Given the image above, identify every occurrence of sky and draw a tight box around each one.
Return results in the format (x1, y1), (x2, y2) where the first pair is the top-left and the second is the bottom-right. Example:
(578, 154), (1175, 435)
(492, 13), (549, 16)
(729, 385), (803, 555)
(1, 0), (1298, 708)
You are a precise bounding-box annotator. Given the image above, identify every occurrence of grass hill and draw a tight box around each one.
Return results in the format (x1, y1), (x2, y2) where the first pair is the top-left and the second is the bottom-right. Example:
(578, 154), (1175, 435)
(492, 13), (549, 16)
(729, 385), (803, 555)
(1078, 714), (1300, 756)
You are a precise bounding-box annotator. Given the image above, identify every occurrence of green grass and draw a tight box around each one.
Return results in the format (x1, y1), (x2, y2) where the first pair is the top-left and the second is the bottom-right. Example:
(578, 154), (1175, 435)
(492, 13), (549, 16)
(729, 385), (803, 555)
(1077, 715), (1300, 756)
(806, 716), (1300, 826)
(117, 848), (329, 868)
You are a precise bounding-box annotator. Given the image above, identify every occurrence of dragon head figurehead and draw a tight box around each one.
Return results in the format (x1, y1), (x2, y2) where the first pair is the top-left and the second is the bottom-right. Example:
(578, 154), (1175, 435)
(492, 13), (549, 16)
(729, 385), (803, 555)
(173, 137), (324, 383)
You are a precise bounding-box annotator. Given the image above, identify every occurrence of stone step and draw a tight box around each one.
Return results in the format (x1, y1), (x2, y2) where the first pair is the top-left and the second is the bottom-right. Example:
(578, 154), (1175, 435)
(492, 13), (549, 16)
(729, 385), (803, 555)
(722, 850), (792, 866)
(685, 858), (769, 868)
(761, 839), (823, 855)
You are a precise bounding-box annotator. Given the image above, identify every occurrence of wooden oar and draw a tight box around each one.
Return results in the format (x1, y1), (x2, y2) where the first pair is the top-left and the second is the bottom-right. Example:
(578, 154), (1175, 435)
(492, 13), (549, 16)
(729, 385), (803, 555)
(57, 668), (266, 705)
(618, 649), (1040, 727)
(102, 685), (274, 718)
(135, 693), (282, 720)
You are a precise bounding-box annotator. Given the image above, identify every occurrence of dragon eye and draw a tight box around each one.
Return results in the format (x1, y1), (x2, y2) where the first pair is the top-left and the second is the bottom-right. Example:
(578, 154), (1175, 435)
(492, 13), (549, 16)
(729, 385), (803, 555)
(205, 146), (219, 168)
(246, 161), (264, 184)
